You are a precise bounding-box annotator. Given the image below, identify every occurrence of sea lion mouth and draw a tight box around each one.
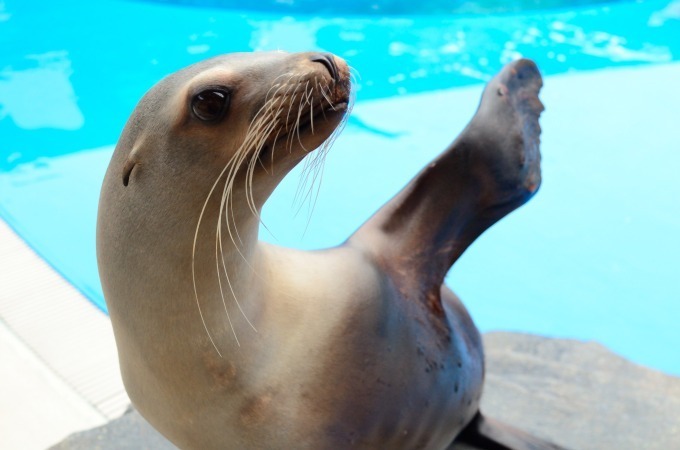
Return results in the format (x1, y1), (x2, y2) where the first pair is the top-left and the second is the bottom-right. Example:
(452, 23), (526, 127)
(232, 53), (353, 170)
(257, 94), (350, 163)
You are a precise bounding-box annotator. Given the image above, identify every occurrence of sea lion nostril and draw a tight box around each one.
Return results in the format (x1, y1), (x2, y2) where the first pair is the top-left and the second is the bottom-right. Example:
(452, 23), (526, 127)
(310, 53), (339, 82)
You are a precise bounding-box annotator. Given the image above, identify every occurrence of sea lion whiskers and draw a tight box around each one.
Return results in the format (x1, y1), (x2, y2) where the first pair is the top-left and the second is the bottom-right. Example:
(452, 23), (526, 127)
(295, 140), (330, 219)
(225, 73), (340, 257)
(242, 113), (276, 216)
(348, 64), (361, 84)
(319, 83), (337, 113)
(213, 84), (300, 324)
(216, 212), (258, 336)
(215, 101), (286, 337)
(269, 128), (283, 173)
(239, 76), (294, 178)
(298, 132), (345, 231)
(288, 82), (309, 153)
(223, 65), (342, 286)
(318, 78), (332, 119)
(212, 117), (275, 343)
(309, 91), (316, 134)
(194, 64), (349, 353)
(210, 86), (304, 341)
(294, 78), (353, 220)
(191, 113), (277, 355)
(215, 229), (240, 346)
(222, 82), (291, 223)
(244, 112), (281, 219)
(308, 90), (353, 186)
(293, 81), (315, 151)
(219, 80), (293, 243)
(254, 87), (291, 176)
(291, 86), (315, 206)
(194, 91), (285, 352)
(192, 153), (234, 357)
(219, 107), (278, 253)
(284, 89), (300, 138)
(301, 81), (315, 144)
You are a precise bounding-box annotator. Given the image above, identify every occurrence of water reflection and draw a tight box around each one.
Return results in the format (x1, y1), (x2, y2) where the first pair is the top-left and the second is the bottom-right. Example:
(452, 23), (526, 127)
(0, 51), (84, 131)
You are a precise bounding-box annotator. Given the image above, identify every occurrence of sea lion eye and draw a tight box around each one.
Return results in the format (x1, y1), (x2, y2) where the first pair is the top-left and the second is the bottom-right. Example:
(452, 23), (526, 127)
(191, 89), (229, 122)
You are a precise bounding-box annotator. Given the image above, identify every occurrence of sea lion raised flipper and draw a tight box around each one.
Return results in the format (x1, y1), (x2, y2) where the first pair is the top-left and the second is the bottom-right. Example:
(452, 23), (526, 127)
(450, 412), (566, 450)
(350, 58), (550, 448)
(350, 58), (543, 287)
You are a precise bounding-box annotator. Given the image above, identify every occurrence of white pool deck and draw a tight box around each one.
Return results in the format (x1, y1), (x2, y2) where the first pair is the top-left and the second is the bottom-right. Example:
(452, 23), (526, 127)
(0, 219), (129, 450)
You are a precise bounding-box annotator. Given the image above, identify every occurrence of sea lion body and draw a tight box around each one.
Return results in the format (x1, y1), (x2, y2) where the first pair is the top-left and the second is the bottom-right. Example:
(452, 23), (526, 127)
(98, 51), (558, 449)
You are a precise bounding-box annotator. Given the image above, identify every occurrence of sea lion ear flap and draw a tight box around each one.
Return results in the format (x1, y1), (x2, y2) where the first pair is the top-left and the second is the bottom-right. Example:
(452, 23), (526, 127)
(122, 144), (142, 187)
(122, 158), (136, 187)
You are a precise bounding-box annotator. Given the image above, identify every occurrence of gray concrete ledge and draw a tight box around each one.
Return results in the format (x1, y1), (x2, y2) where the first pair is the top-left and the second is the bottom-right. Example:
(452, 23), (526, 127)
(52, 332), (680, 450)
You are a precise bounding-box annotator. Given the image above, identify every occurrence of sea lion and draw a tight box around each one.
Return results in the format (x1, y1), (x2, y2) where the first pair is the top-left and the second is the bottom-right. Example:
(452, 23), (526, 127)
(97, 51), (562, 449)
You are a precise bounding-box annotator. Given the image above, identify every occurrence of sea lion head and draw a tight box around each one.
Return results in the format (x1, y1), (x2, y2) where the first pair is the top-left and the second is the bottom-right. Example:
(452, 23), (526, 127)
(116, 51), (352, 202)
(99, 51), (353, 328)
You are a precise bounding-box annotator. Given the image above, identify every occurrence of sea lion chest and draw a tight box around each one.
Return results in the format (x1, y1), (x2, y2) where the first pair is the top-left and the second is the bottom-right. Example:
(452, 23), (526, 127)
(202, 244), (486, 450)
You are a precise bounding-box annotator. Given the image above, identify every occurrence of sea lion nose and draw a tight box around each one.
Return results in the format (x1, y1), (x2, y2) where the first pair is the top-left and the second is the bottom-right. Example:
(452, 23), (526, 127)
(310, 52), (339, 82)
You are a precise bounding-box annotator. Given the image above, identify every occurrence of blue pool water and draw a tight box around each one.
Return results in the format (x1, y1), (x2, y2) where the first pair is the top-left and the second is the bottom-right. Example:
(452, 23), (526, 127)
(1, 0), (679, 374)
